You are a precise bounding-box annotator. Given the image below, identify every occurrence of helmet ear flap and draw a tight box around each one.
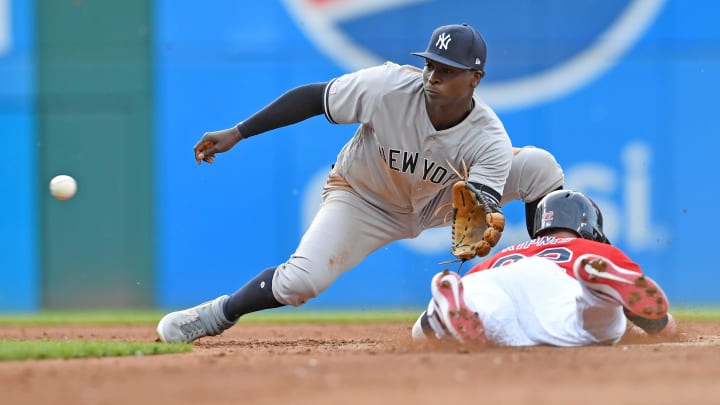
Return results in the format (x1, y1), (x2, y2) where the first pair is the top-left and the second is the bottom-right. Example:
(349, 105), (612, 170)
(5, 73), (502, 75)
(532, 190), (607, 243)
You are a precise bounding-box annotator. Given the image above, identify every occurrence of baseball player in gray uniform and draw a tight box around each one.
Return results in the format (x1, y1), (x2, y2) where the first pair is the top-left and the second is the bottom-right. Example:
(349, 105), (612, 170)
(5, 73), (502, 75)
(157, 23), (562, 343)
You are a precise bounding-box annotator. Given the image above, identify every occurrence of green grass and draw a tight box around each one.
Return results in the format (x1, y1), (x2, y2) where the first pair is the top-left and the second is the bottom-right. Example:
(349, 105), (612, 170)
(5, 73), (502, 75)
(0, 308), (422, 326)
(0, 339), (191, 361)
(0, 308), (419, 362)
(0, 306), (718, 326)
(671, 307), (720, 321)
(240, 308), (421, 323)
(0, 307), (717, 362)
(0, 310), (188, 362)
(0, 310), (166, 326)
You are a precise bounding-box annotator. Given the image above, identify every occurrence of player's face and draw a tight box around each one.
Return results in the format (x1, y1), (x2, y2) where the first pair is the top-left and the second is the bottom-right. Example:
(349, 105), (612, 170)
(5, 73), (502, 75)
(422, 60), (479, 105)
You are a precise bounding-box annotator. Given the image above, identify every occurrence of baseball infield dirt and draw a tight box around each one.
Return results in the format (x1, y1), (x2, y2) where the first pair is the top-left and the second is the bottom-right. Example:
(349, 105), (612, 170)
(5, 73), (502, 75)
(2, 319), (719, 405)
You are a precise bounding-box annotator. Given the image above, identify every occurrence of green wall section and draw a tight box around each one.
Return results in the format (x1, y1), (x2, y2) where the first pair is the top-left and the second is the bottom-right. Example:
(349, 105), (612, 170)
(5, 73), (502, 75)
(37, 1), (153, 308)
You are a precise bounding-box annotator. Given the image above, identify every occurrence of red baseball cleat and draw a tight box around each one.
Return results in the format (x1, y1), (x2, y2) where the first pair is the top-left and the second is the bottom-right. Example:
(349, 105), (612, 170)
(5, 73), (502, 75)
(429, 269), (486, 343)
(574, 254), (668, 319)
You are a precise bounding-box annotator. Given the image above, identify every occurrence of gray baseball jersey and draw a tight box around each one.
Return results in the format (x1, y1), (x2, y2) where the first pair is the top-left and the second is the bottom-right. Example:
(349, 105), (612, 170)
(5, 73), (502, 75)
(324, 62), (512, 214)
(271, 62), (520, 307)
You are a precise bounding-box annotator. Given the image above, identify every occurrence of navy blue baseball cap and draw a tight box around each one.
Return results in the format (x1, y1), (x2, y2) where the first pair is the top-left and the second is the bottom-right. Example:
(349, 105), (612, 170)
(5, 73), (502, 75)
(412, 23), (487, 71)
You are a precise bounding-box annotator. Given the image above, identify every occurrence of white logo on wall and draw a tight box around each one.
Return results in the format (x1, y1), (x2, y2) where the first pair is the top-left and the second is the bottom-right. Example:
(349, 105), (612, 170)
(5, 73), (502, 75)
(283, 0), (666, 111)
(0, 0), (9, 56)
(301, 142), (667, 254)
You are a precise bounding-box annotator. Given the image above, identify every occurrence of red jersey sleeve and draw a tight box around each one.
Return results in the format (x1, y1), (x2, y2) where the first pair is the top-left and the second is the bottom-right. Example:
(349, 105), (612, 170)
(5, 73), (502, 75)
(464, 237), (641, 279)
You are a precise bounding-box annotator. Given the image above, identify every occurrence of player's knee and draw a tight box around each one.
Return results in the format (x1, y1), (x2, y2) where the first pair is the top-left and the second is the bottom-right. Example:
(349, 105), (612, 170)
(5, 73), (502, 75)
(517, 147), (564, 202)
(271, 259), (333, 307)
(522, 147), (563, 183)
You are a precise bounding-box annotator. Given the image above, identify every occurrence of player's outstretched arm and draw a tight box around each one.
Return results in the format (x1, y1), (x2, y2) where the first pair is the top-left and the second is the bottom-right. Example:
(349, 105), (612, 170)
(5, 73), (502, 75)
(194, 128), (243, 165)
(193, 82), (327, 165)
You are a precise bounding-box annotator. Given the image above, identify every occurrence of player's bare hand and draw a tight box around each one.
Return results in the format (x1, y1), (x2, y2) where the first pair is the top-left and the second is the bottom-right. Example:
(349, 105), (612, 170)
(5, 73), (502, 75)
(193, 127), (243, 165)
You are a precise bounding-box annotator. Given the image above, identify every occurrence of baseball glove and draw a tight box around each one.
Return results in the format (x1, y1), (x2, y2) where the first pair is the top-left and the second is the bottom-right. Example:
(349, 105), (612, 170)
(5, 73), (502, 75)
(450, 181), (506, 260)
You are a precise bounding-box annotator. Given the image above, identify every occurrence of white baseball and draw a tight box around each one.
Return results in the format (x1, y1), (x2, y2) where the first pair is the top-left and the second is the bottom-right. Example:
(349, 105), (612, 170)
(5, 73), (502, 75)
(49, 175), (77, 200)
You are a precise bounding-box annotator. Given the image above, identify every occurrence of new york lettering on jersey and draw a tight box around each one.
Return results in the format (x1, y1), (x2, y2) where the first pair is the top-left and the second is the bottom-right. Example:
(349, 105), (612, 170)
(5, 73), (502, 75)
(377, 145), (455, 185)
(326, 63), (510, 213)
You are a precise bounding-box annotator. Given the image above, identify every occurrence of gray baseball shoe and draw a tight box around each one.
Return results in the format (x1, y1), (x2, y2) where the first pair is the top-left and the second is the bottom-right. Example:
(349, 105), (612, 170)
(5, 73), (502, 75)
(156, 295), (236, 343)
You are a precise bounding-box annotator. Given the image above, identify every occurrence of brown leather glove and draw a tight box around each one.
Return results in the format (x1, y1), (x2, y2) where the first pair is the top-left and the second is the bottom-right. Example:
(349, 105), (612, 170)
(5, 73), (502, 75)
(450, 181), (506, 260)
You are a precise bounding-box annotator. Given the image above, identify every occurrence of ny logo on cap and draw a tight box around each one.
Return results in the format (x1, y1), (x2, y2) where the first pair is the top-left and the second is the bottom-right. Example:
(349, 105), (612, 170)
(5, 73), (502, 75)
(435, 32), (451, 50)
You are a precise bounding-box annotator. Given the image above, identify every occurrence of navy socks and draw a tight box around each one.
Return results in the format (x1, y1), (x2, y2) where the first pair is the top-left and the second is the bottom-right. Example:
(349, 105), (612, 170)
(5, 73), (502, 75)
(223, 267), (285, 321)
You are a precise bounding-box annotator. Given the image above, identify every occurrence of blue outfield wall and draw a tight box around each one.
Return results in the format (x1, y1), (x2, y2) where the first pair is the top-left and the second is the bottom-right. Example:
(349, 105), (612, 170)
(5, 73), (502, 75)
(0, 0), (36, 311)
(154, 0), (719, 309)
(3, 0), (712, 313)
